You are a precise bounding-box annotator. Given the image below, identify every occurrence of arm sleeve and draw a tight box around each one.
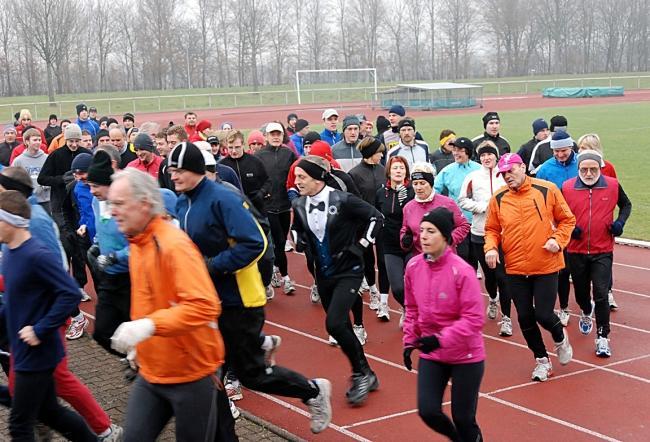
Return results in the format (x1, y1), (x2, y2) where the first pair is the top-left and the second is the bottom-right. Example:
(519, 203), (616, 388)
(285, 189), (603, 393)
(483, 196), (501, 252)
(436, 272), (485, 349)
(402, 263), (421, 348)
(37, 154), (64, 187)
(550, 186), (576, 249)
(449, 201), (471, 246)
(458, 174), (488, 214)
(616, 183), (632, 224)
(347, 194), (382, 245)
(433, 170), (446, 195)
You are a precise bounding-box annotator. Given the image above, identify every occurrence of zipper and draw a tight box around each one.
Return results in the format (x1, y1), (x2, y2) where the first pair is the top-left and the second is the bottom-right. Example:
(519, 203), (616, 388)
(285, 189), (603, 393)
(533, 199), (543, 221)
(183, 198), (192, 232)
(587, 188), (592, 255)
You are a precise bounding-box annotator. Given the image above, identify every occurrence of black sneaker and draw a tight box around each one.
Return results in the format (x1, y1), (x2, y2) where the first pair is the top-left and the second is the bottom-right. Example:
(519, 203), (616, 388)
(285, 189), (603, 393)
(346, 371), (378, 405)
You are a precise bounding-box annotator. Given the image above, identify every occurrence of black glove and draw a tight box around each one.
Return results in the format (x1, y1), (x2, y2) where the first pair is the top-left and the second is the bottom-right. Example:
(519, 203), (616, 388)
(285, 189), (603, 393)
(417, 335), (440, 354)
(571, 226), (583, 239)
(403, 347), (415, 371)
(396, 185), (408, 206)
(609, 220), (624, 237)
(87, 244), (100, 260)
(401, 231), (413, 250)
(96, 252), (117, 271)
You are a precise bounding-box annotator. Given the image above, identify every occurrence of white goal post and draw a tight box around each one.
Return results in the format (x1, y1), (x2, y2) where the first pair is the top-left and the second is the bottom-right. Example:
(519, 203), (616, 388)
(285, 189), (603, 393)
(295, 68), (378, 105)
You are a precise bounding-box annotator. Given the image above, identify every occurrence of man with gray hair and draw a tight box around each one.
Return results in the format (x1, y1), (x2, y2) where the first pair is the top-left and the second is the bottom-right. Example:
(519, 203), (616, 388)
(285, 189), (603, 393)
(109, 127), (136, 169)
(107, 168), (229, 441)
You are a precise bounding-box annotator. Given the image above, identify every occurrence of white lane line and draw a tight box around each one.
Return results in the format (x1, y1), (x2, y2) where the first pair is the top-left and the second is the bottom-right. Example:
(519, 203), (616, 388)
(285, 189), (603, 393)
(81, 310), (96, 320)
(245, 390), (372, 442)
(480, 395), (621, 442)
(613, 262), (650, 271)
(612, 288), (650, 300)
(341, 408), (419, 429)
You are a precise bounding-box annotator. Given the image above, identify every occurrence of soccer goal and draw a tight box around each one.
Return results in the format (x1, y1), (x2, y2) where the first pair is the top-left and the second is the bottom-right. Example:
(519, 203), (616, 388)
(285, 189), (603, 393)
(295, 68), (378, 105)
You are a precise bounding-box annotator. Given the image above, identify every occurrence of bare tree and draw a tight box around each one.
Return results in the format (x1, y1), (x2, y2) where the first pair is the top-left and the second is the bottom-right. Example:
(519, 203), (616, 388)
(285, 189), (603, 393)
(268, 0), (291, 84)
(0, 1), (15, 96)
(353, 0), (382, 68)
(304, 0), (326, 69)
(440, 0), (475, 79)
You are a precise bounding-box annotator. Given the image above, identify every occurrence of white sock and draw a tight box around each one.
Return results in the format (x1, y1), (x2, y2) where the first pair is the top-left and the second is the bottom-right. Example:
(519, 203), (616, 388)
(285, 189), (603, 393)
(261, 335), (273, 351)
(98, 427), (112, 437)
(73, 312), (84, 322)
(283, 275), (290, 281)
(380, 293), (389, 304)
(370, 284), (378, 293)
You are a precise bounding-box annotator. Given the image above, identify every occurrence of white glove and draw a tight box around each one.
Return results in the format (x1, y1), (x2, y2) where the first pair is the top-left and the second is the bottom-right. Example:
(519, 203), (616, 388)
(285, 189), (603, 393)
(111, 318), (155, 354)
(126, 349), (139, 371)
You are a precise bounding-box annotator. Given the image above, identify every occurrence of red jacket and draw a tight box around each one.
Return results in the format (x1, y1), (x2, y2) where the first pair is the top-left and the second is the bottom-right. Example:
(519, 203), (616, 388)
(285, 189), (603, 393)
(562, 175), (625, 254)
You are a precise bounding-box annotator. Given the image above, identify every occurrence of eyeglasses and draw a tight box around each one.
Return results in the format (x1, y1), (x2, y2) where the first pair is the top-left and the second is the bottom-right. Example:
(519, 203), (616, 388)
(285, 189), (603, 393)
(579, 167), (600, 174)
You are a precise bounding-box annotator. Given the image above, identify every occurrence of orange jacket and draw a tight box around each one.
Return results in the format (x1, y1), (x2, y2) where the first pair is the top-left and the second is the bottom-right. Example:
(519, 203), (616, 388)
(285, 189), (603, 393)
(128, 216), (224, 384)
(484, 177), (575, 275)
(48, 133), (66, 154)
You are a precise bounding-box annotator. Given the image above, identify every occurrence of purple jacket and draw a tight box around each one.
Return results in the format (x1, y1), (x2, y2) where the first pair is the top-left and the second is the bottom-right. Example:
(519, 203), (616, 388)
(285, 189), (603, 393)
(400, 194), (470, 254)
(403, 248), (486, 364)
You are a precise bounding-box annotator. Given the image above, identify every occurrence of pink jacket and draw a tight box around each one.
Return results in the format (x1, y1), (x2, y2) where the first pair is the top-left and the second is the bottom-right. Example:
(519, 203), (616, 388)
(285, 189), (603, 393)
(403, 248), (486, 364)
(400, 194), (470, 254)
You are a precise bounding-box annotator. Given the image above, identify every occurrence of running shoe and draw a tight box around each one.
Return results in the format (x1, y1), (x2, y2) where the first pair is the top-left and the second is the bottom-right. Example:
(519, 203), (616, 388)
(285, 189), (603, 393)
(283, 278), (296, 295)
(368, 287), (380, 310)
(346, 371), (377, 405)
(360, 278), (369, 293)
(264, 335), (282, 367)
(265, 285), (275, 301)
(306, 378), (332, 434)
(486, 299), (498, 320)
(229, 399), (241, 419)
(558, 309), (570, 327)
(328, 335), (338, 346)
(270, 268), (282, 288)
(608, 290), (618, 310)
(532, 357), (553, 382)
(65, 316), (88, 340)
(554, 333), (573, 365)
(476, 268), (483, 280)
(99, 424), (124, 442)
(284, 240), (294, 252)
(310, 284), (320, 303)
(80, 288), (91, 302)
(399, 307), (405, 330)
(377, 302), (390, 321)
(595, 336), (611, 358)
(498, 316), (513, 337)
(579, 312), (593, 335)
(225, 379), (243, 401)
(353, 325), (367, 345)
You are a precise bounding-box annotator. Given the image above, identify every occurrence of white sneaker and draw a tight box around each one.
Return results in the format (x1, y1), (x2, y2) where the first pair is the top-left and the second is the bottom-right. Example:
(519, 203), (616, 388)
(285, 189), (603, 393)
(265, 285), (275, 300)
(306, 378), (332, 434)
(399, 307), (405, 330)
(486, 299), (498, 320)
(98, 424), (123, 442)
(79, 288), (91, 302)
(284, 240), (294, 252)
(476, 268), (483, 280)
(554, 333), (573, 365)
(229, 399), (241, 419)
(608, 291), (618, 310)
(377, 303), (390, 321)
(532, 357), (553, 381)
(328, 335), (338, 346)
(271, 267), (282, 288)
(368, 288), (380, 310)
(558, 309), (570, 327)
(263, 335), (282, 367)
(353, 325), (367, 345)
(310, 284), (320, 303)
(65, 316), (89, 340)
(498, 316), (513, 336)
(283, 277), (296, 295)
(360, 278), (369, 292)
(595, 336), (611, 358)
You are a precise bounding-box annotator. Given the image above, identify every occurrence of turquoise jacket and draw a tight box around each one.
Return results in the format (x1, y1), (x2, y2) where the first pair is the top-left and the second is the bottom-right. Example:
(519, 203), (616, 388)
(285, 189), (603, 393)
(434, 161), (481, 222)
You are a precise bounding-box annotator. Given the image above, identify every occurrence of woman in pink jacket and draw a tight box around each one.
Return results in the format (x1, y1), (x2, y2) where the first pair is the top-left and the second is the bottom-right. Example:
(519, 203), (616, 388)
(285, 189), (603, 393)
(403, 207), (486, 441)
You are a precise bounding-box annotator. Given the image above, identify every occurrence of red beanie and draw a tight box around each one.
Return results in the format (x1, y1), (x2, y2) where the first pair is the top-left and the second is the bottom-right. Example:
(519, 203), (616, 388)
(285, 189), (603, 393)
(310, 141), (341, 169)
(247, 130), (265, 146)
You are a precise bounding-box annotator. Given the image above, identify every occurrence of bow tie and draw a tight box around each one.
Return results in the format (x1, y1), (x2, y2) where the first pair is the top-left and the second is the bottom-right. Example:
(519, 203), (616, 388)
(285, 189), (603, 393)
(309, 201), (325, 213)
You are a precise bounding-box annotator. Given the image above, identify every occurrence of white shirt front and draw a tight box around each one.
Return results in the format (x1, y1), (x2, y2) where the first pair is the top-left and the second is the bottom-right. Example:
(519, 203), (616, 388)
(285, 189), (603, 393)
(306, 186), (333, 242)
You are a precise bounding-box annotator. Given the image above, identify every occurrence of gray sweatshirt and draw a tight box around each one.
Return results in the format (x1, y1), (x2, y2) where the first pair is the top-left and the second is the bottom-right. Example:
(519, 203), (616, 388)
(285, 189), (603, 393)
(13, 149), (51, 203)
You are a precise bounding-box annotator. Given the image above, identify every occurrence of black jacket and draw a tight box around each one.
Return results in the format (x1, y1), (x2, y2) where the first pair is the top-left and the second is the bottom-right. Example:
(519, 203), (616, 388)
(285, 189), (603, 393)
(517, 137), (538, 175)
(291, 189), (382, 279)
(328, 169), (360, 197)
(44, 125), (62, 147)
(375, 183), (415, 255)
(348, 161), (385, 204)
(120, 148), (137, 169)
(529, 138), (579, 175)
(430, 148), (454, 176)
(471, 132), (510, 160)
(158, 158), (175, 191)
(254, 144), (297, 213)
(38, 145), (92, 214)
(0, 141), (18, 166)
(219, 153), (271, 214)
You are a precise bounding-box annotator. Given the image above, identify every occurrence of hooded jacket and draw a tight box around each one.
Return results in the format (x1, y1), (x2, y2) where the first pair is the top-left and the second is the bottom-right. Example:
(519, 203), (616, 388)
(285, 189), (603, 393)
(535, 151), (578, 191)
(13, 148), (50, 203)
(458, 166), (506, 237)
(37, 145), (92, 213)
(434, 160), (481, 222)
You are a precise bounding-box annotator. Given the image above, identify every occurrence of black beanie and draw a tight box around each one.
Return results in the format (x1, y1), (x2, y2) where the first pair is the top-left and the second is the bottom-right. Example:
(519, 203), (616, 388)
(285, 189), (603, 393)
(0, 173), (33, 198)
(97, 129), (110, 140)
(87, 151), (114, 186)
(550, 115), (568, 132)
(134, 133), (155, 152)
(76, 103), (88, 115)
(303, 131), (321, 147)
(168, 142), (205, 175)
(376, 115), (390, 133)
(421, 207), (455, 245)
(482, 112), (500, 128)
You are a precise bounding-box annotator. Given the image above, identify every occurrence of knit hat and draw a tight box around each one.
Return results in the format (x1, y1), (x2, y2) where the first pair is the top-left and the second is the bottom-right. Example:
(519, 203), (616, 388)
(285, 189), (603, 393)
(98, 116), (109, 126)
(376, 115), (390, 133)
(0, 173), (33, 198)
(87, 151), (114, 185)
(342, 116), (360, 131)
(411, 171), (434, 187)
(310, 141), (340, 168)
(200, 149), (217, 168)
(160, 188), (178, 219)
(3, 125), (16, 134)
(287, 113), (298, 123)
(359, 137), (385, 159)
(496, 153), (523, 176)
(76, 103), (88, 115)
(133, 133), (155, 152)
(476, 143), (499, 158)
(303, 131), (321, 147)
(550, 115), (568, 132)
(196, 120), (212, 133)
(294, 119), (309, 132)
(388, 104), (406, 117)
(577, 149), (605, 167)
(322, 109), (338, 120)
(168, 142), (205, 175)
(398, 117), (416, 131)
(296, 158), (328, 181)
(482, 112), (500, 128)
(550, 131), (574, 150)
(450, 137), (474, 156)
(247, 130), (265, 146)
(64, 123), (82, 140)
(97, 129), (110, 140)
(123, 112), (135, 122)
(421, 207), (455, 245)
(532, 118), (548, 136)
(71, 153), (93, 172)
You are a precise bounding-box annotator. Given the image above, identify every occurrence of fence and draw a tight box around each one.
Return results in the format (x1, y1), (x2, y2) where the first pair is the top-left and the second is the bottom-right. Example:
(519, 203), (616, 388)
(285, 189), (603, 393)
(3, 74), (650, 123)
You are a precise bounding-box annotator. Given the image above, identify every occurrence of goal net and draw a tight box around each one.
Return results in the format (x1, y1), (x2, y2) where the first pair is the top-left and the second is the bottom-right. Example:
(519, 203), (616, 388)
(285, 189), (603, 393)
(295, 68), (378, 105)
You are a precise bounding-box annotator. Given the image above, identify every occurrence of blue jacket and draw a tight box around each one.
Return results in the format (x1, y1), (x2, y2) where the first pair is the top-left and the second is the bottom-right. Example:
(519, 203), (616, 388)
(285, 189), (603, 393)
(320, 129), (342, 146)
(92, 198), (129, 274)
(290, 133), (305, 156)
(177, 177), (267, 308)
(75, 118), (99, 139)
(434, 161), (481, 222)
(74, 182), (95, 242)
(217, 163), (243, 192)
(535, 152), (578, 192)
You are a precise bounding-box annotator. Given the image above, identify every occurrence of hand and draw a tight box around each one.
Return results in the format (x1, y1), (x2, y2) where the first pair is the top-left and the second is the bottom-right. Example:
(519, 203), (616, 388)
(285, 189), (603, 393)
(110, 318), (155, 354)
(543, 238), (560, 253)
(571, 226), (583, 239)
(609, 220), (624, 237)
(401, 231), (414, 250)
(96, 253), (117, 271)
(76, 225), (87, 237)
(87, 244), (100, 259)
(403, 347), (415, 371)
(417, 335), (440, 354)
(485, 249), (500, 269)
(18, 326), (40, 346)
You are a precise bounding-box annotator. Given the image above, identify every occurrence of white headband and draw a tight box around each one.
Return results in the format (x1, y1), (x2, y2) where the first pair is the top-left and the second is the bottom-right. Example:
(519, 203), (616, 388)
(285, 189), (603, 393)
(0, 208), (29, 228)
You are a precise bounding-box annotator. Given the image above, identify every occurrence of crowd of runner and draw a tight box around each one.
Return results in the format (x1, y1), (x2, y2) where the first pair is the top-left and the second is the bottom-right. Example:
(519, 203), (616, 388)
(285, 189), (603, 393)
(0, 103), (631, 441)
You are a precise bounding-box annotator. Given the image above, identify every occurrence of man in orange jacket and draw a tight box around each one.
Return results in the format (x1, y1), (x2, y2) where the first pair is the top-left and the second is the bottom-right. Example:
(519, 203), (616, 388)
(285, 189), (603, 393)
(484, 153), (576, 383)
(107, 168), (228, 441)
